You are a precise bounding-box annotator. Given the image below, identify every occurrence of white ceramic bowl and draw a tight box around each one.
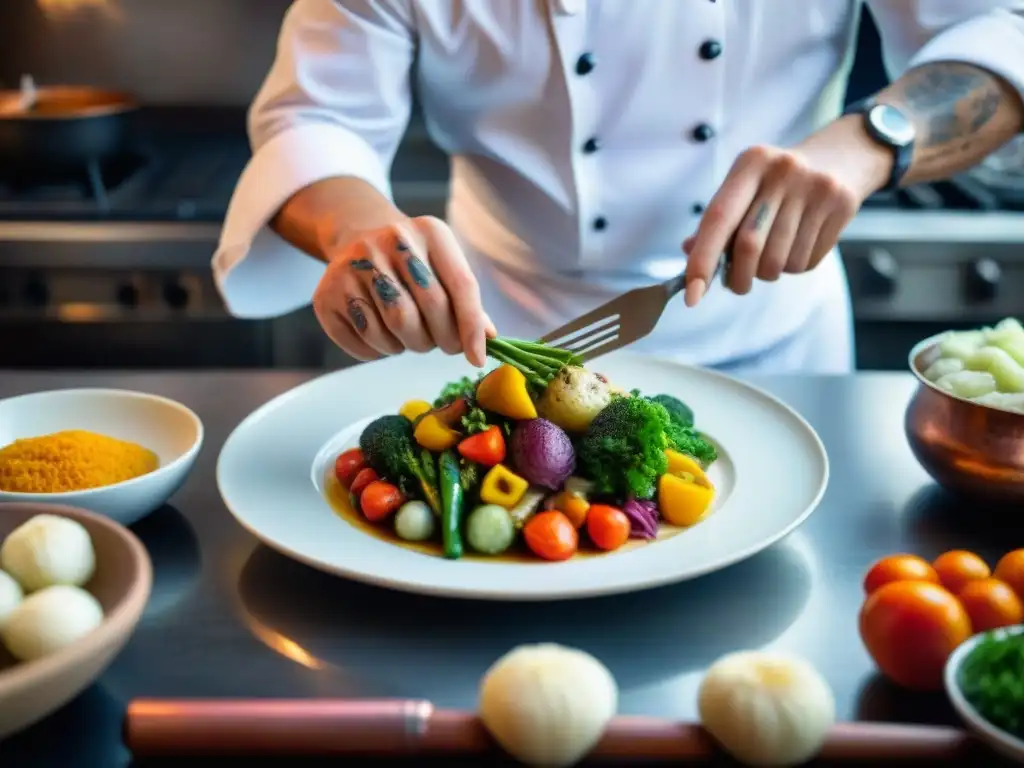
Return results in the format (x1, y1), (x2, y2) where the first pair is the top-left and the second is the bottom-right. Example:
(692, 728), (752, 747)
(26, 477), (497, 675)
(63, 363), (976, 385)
(0, 389), (203, 525)
(945, 624), (1024, 762)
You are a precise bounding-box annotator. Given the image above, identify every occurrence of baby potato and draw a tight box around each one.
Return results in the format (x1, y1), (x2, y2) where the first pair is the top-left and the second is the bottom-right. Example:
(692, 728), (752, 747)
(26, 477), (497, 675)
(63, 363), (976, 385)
(537, 366), (613, 433)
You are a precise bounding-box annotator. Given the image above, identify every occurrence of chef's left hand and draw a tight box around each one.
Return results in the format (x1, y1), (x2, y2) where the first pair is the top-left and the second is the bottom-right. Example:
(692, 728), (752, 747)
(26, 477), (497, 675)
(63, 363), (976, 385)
(681, 137), (882, 307)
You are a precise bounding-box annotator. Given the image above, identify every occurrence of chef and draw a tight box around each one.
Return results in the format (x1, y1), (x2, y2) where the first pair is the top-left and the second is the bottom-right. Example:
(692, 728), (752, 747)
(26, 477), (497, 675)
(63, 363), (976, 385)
(214, 0), (1024, 373)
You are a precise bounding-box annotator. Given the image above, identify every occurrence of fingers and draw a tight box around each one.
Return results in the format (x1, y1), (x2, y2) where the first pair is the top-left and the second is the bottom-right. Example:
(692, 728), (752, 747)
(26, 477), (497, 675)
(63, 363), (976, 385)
(312, 276), (386, 362)
(683, 148), (765, 306)
(415, 216), (489, 368)
(388, 224), (463, 356)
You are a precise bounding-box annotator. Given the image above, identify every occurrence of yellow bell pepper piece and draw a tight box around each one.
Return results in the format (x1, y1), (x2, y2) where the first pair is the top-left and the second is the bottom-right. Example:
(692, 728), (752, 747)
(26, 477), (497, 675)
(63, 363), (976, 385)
(413, 414), (461, 452)
(399, 399), (432, 422)
(658, 472), (715, 527)
(479, 464), (529, 509)
(665, 449), (710, 485)
(476, 365), (538, 420)
(552, 490), (590, 528)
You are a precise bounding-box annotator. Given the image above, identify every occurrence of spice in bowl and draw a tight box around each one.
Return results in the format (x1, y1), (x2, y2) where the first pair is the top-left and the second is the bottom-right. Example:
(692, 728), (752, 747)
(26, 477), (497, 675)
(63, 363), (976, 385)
(957, 630), (1024, 740)
(0, 430), (159, 493)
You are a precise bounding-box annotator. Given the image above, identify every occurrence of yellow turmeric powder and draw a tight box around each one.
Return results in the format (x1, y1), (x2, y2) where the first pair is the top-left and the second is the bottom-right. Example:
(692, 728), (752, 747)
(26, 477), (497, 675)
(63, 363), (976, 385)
(0, 430), (159, 493)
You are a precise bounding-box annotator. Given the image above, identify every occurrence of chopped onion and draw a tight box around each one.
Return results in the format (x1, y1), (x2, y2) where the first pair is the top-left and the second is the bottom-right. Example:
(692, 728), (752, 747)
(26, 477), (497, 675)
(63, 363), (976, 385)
(622, 498), (658, 540)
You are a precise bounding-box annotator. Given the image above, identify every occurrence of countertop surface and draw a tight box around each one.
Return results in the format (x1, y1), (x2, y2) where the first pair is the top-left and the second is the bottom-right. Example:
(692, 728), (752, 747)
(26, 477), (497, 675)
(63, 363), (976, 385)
(0, 370), (1016, 766)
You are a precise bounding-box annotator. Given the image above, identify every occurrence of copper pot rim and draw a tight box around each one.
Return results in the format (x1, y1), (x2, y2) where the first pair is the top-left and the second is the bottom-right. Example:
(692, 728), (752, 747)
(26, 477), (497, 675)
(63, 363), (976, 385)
(0, 85), (139, 121)
(907, 332), (1024, 420)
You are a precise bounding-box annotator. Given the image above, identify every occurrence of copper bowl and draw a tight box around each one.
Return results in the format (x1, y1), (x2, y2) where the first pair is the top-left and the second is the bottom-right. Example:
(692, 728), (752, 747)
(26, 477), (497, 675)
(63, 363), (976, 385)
(905, 333), (1024, 503)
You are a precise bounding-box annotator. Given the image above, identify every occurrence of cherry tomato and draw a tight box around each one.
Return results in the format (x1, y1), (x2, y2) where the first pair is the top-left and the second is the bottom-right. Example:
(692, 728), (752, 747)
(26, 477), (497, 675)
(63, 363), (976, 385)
(863, 554), (939, 595)
(958, 578), (1024, 632)
(359, 481), (405, 522)
(993, 549), (1024, 601)
(933, 550), (990, 594)
(334, 448), (367, 488)
(524, 510), (578, 562)
(349, 467), (379, 498)
(586, 504), (631, 551)
(859, 580), (971, 691)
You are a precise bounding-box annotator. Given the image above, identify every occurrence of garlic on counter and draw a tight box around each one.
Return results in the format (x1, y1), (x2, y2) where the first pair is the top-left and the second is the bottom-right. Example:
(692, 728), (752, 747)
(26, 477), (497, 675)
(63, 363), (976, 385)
(2, 584), (103, 662)
(479, 643), (618, 767)
(0, 514), (96, 592)
(698, 650), (835, 767)
(0, 570), (23, 630)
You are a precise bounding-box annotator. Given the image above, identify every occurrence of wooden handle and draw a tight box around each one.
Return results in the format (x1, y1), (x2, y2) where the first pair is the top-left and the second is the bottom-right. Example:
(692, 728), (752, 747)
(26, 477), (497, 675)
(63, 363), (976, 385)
(124, 699), (980, 761)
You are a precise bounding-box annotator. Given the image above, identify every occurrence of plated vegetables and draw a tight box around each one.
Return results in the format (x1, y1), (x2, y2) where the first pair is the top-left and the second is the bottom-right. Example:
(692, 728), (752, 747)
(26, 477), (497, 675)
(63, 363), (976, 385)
(332, 337), (719, 561)
(920, 317), (1024, 412)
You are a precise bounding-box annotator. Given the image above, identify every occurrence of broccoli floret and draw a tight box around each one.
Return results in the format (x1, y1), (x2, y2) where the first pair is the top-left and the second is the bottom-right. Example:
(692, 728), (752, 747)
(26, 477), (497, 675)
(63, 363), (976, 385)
(359, 416), (441, 512)
(650, 394), (694, 428)
(665, 422), (718, 468)
(577, 396), (671, 500)
(434, 376), (480, 408)
(461, 406), (489, 435)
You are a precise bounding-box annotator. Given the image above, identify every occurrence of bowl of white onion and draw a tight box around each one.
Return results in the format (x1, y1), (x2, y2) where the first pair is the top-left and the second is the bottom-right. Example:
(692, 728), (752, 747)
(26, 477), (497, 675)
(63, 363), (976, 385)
(906, 318), (1024, 503)
(0, 502), (151, 739)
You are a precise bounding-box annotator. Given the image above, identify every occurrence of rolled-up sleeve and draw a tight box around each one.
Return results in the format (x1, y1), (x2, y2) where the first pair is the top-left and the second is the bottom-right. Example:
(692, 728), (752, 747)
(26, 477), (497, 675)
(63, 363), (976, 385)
(866, 2), (1024, 99)
(213, 0), (415, 319)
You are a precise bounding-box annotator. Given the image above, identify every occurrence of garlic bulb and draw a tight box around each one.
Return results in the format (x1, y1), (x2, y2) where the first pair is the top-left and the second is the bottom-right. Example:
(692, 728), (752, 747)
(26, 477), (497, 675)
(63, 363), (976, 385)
(2, 584), (103, 662)
(478, 643), (617, 767)
(0, 570), (23, 630)
(698, 650), (835, 767)
(0, 514), (96, 592)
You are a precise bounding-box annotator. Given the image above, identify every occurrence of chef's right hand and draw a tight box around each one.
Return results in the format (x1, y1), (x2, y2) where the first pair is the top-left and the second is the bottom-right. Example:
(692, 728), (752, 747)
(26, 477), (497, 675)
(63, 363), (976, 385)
(312, 215), (492, 367)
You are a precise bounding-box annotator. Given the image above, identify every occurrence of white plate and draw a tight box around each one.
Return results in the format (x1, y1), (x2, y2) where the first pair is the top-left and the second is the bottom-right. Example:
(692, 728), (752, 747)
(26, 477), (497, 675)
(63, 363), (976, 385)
(0, 389), (203, 526)
(217, 351), (828, 600)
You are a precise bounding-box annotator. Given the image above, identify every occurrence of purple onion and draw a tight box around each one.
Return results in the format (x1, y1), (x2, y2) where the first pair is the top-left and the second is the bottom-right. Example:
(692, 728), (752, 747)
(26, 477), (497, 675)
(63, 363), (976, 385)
(622, 497), (659, 540)
(510, 419), (575, 490)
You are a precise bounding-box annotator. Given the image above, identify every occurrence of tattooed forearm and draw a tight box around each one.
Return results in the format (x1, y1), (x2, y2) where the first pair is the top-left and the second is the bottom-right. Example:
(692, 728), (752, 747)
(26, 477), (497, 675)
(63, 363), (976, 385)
(878, 61), (1024, 185)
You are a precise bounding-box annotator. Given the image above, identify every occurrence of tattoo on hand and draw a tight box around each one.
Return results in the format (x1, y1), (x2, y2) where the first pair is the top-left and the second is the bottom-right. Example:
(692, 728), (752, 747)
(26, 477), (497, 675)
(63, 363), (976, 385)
(751, 202), (771, 231)
(396, 239), (409, 252)
(349, 259), (375, 271)
(373, 274), (402, 305)
(346, 297), (370, 332)
(406, 255), (433, 289)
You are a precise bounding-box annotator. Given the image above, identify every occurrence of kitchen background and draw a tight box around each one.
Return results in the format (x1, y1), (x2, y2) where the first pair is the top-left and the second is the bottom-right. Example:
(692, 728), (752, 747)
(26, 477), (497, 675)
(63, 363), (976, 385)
(0, 0), (1022, 371)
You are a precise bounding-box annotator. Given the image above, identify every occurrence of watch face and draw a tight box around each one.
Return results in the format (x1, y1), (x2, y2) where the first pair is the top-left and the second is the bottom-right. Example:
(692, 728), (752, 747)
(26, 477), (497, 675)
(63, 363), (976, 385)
(868, 104), (915, 148)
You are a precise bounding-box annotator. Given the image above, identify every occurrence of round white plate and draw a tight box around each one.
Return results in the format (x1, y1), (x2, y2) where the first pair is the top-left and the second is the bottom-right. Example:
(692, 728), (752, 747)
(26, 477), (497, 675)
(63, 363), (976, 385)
(217, 351), (828, 600)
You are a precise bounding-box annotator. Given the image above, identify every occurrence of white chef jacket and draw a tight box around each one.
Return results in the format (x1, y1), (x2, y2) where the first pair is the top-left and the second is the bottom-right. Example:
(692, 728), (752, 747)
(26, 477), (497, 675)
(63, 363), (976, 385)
(213, 0), (1024, 373)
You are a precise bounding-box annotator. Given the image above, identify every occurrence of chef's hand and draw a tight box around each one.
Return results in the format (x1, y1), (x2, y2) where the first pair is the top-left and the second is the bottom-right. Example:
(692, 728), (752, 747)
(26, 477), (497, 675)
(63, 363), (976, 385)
(681, 133), (884, 306)
(312, 216), (494, 367)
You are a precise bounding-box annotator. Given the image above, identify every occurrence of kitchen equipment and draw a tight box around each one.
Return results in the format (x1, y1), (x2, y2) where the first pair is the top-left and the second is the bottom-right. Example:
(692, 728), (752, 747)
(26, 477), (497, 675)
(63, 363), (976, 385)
(945, 624), (1024, 764)
(541, 253), (728, 361)
(0, 502), (152, 740)
(905, 334), (1024, 504)
(0, 76), (139, 172)
(123, 697), (980, 760)
(217, 350), (827, 600)
(0, 388), (204, 525)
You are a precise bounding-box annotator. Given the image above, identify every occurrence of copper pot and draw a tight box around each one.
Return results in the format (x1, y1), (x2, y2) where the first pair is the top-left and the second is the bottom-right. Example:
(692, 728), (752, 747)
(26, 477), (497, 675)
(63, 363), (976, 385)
(905, 334), (1024, 503)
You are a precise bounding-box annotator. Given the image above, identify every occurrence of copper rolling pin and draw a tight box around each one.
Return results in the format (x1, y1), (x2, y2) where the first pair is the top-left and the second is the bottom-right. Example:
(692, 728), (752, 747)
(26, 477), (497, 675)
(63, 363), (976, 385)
(124, 698), (980, 761)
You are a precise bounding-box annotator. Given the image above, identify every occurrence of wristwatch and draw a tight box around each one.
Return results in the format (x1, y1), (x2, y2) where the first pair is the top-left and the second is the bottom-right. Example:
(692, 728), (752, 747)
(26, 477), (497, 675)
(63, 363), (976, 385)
(843, 99), (916, 192)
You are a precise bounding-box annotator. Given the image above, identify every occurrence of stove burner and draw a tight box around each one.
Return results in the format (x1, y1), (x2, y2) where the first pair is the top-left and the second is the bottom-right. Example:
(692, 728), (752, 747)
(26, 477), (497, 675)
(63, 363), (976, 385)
(0, 154), (148, 211)
(862, 177), (1022, 212)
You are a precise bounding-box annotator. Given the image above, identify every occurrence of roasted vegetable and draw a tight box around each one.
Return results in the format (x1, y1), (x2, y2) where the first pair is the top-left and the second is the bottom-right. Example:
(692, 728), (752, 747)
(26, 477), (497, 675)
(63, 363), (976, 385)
(484, 337), (582, 389)
(576, 396), (672, 500)
(480, 465), (529, 508)
(434, 376), (479, 407)
(476, 365), (538, 420)
(359, 415), (440, 512)
(666, 423), (718, 469)
(461, 405), (490, 435)
(399, 399), (432, 422)
(658, 472), (714, 526)
(466, 504), (516, 555)
(508, 488), (546, 529)
(439, 450), (464, 559)
(414, 414), (461, 452)
(649, 394), (694, 428)
(509, 419), (575, 490)
(537, 366), (614, 433)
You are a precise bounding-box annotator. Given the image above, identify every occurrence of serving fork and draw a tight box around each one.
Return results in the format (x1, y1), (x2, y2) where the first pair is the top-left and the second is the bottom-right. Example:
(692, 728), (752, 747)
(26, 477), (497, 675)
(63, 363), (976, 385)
(540, 252), (730, 362)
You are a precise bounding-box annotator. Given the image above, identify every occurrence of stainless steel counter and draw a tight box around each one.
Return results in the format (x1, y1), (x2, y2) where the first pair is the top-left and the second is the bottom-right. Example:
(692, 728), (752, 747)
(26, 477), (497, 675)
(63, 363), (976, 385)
(0, 370), (1016, 766)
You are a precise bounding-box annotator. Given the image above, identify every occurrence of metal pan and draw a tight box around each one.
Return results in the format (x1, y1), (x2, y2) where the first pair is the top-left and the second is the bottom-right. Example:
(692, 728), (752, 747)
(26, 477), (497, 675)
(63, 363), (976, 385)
(0, 78), (139, 171)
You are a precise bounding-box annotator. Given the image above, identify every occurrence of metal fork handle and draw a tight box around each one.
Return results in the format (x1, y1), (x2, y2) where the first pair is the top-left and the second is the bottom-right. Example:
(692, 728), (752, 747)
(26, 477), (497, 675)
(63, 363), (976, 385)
(665, 250), (729, 298)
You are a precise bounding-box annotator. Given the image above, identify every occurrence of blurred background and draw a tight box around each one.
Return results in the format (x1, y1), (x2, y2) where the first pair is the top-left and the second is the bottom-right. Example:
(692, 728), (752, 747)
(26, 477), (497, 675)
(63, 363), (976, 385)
(0, 0), (1021, 371)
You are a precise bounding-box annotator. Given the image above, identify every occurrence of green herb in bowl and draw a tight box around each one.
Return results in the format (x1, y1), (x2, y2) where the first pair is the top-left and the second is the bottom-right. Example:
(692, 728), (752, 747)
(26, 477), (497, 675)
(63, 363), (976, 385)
(958, 631), (1024, 740)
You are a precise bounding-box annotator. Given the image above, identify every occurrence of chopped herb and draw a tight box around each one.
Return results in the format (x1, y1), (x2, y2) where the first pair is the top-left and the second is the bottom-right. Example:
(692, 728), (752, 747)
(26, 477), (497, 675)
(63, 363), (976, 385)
(959, 632), (1024, 739)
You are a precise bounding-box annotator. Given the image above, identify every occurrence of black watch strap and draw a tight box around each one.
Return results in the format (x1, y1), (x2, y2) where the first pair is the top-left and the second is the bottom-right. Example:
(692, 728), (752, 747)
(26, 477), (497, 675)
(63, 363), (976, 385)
(844, 99), (915, 193)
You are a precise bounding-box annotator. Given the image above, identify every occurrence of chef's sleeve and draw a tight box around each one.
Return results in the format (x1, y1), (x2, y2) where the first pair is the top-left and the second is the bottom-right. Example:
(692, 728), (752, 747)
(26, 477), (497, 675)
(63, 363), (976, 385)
(212, 0), (415, 319)
(865, 1), (1024, 104)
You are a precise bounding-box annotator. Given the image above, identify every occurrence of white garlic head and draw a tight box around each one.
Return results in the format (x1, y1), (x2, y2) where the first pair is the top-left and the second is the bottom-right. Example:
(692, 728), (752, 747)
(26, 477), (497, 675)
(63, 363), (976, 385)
(478, 643), (618, 767)
(2, 584), (104, 662)
(0, 570), (23, 630)
(698, 650), (835, 767)
(0, 514), (96, 592)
